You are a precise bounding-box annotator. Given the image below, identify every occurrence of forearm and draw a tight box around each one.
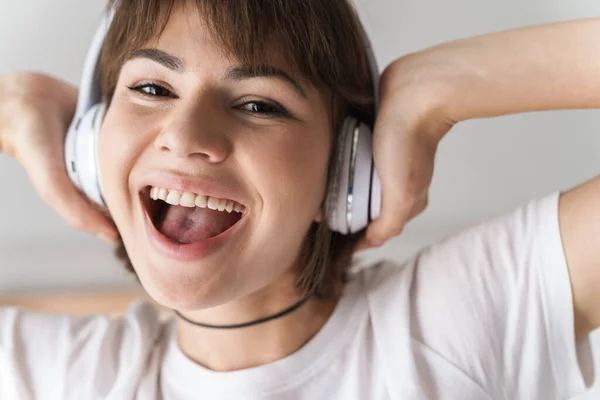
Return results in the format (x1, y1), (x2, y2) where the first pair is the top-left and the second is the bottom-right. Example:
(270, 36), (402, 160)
(425, 17), (600, 121)
(0, 290), (157, 315)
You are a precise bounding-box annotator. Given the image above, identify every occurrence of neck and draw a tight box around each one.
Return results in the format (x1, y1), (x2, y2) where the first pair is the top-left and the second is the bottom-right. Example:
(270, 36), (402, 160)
(176, 285), (338, 372)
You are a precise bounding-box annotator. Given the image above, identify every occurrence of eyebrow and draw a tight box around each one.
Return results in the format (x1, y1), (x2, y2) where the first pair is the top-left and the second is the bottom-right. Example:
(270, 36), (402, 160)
(129, 48), (185, 73)
(225, 66), (307, 98)
(128, 48), (307, 98)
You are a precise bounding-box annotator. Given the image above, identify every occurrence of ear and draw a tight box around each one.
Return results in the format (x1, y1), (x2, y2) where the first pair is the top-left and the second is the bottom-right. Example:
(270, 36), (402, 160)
(314, 212), (323, 223)
(314, 204), (325, 223)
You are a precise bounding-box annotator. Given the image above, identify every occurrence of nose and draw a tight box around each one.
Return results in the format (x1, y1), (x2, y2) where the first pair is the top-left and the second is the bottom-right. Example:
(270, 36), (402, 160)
(154, 101), (231, 163)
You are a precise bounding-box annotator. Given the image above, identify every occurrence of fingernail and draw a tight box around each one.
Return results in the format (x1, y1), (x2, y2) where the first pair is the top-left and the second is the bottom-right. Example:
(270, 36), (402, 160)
(98, 232), (116, 244)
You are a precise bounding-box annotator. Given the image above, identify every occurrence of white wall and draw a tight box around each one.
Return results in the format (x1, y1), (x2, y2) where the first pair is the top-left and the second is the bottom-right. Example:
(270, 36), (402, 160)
(0, 0), (599, 397)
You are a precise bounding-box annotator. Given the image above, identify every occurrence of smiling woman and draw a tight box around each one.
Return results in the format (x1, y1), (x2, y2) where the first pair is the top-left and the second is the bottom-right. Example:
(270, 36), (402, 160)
(89, 0), (380, 378)
(101, 0), (374, 303)
(3, 0), (599, 398)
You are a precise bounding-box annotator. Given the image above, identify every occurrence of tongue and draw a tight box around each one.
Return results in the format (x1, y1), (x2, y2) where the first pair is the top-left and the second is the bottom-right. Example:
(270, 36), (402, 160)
(157, 205), (241, 244)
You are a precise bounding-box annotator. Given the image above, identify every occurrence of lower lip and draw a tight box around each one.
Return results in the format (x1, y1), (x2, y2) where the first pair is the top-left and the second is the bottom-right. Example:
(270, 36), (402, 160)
(143, 203), (245, 263)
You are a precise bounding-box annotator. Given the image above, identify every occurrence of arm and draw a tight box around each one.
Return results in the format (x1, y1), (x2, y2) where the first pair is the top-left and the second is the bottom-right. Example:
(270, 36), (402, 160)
(368, 17), (600, 338)
(559, 178), (600, 339)
(438, 17), (600, 121)
(0, 290), (155, 316)
(363, 18), (600, 249)
(430, 18), (600, 339)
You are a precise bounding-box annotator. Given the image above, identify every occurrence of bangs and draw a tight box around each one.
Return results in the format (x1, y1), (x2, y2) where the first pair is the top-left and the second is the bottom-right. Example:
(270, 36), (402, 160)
(101, 0), (375, 297)
(101, 0), (373, 116)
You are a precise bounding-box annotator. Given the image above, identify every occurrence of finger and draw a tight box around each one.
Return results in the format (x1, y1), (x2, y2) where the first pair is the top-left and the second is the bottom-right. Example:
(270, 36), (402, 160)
(45, 170), (117, 241)
(355, 236), (373, 251)
(361, 195), (429, 250)
(406, 195), (428, 221)
(363, 109), (409, 245)
(366, 170), (429, 247)
(366, 128), (423, 245)
(365, 203), (411, 247)
(38, 167), (118, 243)
(20, 146), (118, 243)
(367, 119), (437, 246)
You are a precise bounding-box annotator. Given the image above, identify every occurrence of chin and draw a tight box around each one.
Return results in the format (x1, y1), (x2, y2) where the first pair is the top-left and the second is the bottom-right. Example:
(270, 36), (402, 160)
(131, 255), (243, 311)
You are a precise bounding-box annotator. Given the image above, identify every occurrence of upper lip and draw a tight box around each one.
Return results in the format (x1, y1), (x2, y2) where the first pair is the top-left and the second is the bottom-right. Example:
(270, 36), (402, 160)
(137, 171), (249, 208)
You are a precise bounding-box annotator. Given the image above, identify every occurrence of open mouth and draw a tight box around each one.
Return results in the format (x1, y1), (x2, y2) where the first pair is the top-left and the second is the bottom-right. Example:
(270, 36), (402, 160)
(140, 186), (245, 245)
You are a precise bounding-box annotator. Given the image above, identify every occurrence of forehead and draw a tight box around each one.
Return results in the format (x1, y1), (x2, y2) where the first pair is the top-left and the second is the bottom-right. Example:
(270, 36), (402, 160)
(102, 0), (357, 112)
(139, 3), (308, 84)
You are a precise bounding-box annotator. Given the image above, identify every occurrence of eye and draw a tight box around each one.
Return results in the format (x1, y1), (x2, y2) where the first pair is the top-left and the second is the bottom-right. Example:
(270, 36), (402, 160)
(237, 101), (290, 118)
(127, 82), (176, 99)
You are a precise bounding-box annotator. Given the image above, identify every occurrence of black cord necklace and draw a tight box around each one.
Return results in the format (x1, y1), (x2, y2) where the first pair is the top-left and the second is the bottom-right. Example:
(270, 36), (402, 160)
(173, 295), (312, 329)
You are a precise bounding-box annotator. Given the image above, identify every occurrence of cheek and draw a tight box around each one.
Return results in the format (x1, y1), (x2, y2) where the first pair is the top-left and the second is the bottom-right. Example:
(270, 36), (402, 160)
(98, 106), (147, 228)
(248, 126), (331, 223)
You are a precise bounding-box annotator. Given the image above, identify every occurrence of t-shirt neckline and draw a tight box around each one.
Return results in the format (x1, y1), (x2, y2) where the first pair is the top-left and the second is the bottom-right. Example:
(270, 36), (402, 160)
(161, 275), (367, 396)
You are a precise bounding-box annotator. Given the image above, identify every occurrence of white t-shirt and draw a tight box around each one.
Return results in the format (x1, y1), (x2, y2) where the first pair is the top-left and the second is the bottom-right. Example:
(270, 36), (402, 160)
(0, 193), (595, 399)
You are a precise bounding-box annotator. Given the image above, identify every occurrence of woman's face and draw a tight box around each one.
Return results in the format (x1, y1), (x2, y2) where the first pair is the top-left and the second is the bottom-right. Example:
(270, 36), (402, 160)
(99, 5), (332, 310)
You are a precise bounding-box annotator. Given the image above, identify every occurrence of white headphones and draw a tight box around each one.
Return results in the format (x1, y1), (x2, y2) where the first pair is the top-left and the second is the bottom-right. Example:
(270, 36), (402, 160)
(65, 8), (382, 235)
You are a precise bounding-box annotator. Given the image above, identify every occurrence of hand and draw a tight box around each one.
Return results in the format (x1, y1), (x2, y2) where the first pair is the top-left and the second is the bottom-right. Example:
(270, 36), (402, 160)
(358, 51), (459, 250)
(0, 72), (117, 243)
(358, 17), (600, 250)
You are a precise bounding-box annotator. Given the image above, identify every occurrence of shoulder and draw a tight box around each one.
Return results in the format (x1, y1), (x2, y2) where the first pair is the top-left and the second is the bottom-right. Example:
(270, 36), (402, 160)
(353, 193), (593, 399)
(355, 193), (564, 347)
(0, 299), (165, 355)
(0, 300), (170, 399)
(358, 193), (562, 304)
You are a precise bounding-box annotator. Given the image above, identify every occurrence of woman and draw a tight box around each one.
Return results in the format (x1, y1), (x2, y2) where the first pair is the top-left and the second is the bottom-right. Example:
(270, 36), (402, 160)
(0, 1), (598, 399)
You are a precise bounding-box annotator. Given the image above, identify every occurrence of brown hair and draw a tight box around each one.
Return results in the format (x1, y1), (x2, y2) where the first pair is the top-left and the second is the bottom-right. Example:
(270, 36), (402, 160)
(102, 0), (375, 298)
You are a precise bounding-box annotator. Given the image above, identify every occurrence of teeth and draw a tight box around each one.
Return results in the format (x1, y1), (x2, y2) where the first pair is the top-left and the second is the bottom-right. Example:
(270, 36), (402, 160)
(158, 188), (168, 201)
(195, 194), (208, 208)
(207, 197), (220, 211)
(180, 192), (196, 208)
(166, 190), (181, 205)
(148, 186), (245, 214)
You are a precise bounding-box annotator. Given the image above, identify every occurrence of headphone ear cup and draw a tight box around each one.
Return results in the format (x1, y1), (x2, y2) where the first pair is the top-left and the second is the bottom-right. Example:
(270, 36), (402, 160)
(326, 117), (356, 234)
(350, 121), (376, 233)
(326, 117), (381, 235)
(64, 103), (106, 207)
